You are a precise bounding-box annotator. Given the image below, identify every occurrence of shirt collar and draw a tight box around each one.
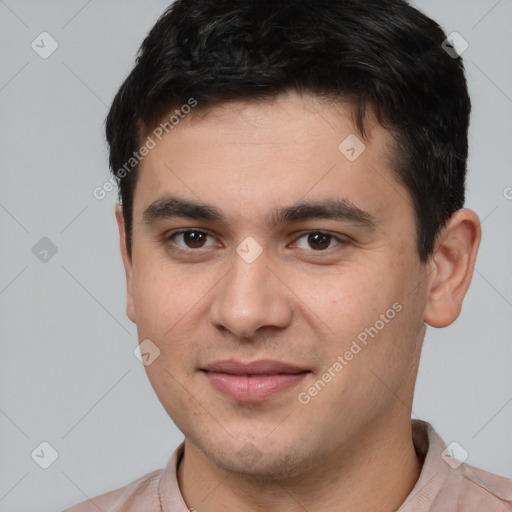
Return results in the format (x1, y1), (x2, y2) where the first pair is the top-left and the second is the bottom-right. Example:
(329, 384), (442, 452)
(397, 419), (450, 511)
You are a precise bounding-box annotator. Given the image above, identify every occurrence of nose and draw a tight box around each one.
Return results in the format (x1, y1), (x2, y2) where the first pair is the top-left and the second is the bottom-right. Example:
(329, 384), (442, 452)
(208, 245), (293, 339)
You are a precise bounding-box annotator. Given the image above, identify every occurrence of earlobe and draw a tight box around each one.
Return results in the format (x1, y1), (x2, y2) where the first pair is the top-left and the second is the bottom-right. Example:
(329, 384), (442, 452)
(423, 209), (481, 328)
(115, 204), (137, 324)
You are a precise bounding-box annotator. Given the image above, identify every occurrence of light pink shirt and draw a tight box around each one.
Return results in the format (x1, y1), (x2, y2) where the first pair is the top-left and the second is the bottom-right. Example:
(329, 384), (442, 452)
(63, 420), (512, 511)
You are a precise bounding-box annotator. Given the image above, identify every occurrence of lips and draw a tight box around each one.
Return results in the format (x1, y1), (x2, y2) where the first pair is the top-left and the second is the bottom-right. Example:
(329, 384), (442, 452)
(203, 359), (307, 375)
(201, 359), (310, 402)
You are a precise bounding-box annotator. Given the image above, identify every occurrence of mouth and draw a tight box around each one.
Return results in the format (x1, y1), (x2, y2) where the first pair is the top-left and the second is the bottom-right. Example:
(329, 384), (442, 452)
(201, 359), (311, 402)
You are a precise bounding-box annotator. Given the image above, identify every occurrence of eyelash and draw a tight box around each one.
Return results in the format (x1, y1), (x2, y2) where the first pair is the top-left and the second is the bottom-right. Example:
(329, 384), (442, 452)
(165, 229), (347, 254)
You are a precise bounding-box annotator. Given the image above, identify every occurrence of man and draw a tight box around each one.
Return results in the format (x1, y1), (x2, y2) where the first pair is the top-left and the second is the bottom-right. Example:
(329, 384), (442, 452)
(65, 0), (512, 510)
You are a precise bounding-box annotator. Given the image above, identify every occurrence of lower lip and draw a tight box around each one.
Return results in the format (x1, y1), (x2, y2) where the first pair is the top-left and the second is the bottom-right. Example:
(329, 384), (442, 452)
(203, 371), (308, 402)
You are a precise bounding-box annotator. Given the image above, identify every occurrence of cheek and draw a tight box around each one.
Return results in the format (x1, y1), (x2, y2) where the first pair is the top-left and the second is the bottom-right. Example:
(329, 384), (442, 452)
(131, 257), (200, 334)
(132, 277), (173, 337)
(301, 265), (418, 388)
(298, 265), (396, 338)
(130, 257), (208, 367)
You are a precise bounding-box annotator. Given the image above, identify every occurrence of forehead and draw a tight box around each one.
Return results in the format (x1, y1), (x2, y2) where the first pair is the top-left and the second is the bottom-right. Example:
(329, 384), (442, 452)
(133, 91), (411, 229)
(164, 91), (384, 149)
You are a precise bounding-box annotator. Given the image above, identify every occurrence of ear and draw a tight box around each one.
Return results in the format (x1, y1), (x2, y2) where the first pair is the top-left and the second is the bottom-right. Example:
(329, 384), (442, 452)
(423, 208), (481, 328)
(115, 204), (137, 324)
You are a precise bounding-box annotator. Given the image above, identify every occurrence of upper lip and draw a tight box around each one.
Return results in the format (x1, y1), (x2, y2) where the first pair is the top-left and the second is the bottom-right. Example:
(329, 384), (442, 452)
(202, 359), (309, 375)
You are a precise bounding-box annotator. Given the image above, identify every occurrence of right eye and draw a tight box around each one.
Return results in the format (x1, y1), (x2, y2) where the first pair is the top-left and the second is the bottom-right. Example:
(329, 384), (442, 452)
(166, 229), (219, 251)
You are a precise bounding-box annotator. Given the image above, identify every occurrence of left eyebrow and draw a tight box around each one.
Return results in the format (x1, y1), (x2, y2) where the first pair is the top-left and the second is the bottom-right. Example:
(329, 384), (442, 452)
(270, 199), (376, 230)
(142, 194), (376, 230)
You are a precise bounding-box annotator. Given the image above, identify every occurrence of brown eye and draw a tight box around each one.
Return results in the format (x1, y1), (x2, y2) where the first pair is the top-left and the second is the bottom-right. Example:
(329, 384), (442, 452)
(292, 231), (344, 252)
(170, 230), (212, 249)
(307, 232), (331, 250)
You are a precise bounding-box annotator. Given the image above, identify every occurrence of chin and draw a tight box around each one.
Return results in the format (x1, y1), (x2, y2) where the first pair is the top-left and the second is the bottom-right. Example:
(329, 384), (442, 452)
(197, 432), (317, 481)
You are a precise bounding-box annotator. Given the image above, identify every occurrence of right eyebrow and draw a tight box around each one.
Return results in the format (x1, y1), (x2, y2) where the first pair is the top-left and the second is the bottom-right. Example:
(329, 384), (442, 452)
(143, 196), (226, 225)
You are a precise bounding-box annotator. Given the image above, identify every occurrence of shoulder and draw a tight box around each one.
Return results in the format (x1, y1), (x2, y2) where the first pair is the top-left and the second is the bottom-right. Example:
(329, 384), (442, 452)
(407, 420), (512, 511)
(63, 468), (163, 512)
(438, 462), (512, 510)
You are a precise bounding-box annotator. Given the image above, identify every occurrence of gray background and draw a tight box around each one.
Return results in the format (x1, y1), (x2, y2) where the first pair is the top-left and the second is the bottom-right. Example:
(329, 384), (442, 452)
(0, 1), (511, 511)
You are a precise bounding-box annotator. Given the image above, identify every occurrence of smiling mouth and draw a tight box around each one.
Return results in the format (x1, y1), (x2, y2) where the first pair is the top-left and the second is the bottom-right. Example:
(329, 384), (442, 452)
(201, 359), (311, 402)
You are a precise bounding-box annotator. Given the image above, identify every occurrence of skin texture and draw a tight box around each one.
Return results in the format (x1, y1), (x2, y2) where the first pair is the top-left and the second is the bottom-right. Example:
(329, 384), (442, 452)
(116, 90), (481, 512)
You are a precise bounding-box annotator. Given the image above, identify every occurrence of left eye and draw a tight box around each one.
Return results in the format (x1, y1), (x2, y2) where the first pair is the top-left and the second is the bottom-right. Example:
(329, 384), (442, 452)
(293, 232), (342, 251)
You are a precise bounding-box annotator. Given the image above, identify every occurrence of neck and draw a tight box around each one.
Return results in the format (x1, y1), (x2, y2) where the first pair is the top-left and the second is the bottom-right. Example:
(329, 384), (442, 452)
(177, 414), (422, 512)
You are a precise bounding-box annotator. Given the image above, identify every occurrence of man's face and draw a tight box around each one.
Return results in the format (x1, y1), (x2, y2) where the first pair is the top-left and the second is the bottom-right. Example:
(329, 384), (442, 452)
(120, 91), (431, 478)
